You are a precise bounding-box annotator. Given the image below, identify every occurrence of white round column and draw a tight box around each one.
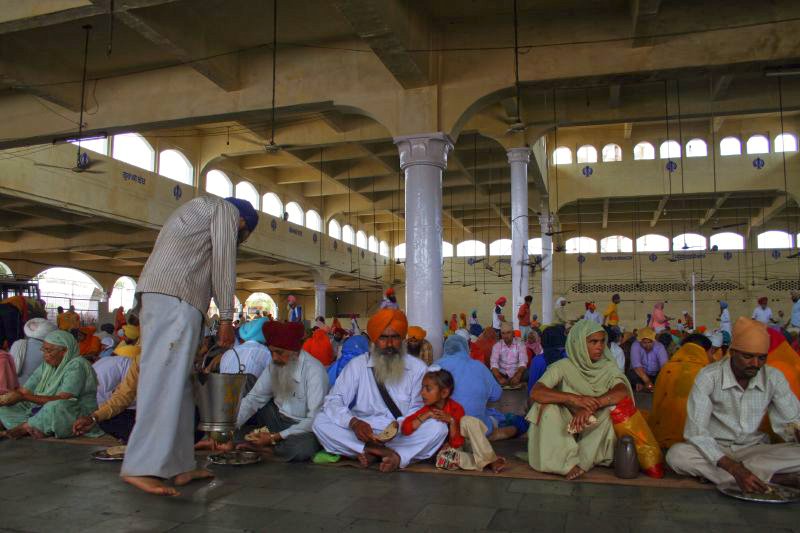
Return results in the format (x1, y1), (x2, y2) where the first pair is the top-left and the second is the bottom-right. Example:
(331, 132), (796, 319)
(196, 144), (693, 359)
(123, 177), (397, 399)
(508, 147), (531, 330)
(539, 210), (554, 324)
(395, 132), (452, 360)
(314, 282), (327, 319)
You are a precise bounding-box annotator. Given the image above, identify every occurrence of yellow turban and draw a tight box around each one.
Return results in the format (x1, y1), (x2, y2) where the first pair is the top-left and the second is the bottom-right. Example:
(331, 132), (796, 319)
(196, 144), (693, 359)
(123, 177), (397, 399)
(638, 327), (656, 342)
(730, 317), (769, 355)
(114, 343), (141, 358)
(366, 309), (408, 343)
(123, 325), (140, 341)
(407, 326), (427, 341)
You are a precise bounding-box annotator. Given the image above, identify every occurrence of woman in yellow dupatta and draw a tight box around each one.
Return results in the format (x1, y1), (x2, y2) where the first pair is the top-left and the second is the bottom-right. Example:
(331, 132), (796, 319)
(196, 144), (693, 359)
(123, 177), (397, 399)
(527, 319), (632, 480)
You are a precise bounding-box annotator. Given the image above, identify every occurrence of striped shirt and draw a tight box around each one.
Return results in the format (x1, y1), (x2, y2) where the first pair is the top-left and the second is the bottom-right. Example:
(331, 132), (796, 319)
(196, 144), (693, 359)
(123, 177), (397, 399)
(137, 196), (238, 319)
(685, 358), (800, 464)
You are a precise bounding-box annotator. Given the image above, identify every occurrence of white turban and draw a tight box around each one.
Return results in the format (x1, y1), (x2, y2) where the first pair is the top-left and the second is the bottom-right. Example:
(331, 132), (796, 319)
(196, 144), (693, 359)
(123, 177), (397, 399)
(24, 318), (56, 341)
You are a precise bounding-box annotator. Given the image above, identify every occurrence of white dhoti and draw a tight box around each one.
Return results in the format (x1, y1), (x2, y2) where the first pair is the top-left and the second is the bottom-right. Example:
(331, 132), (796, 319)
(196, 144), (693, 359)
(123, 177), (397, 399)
(666, 442), (800, 485)
(312, 411), (447, 469)
(121, 293), (203, 479)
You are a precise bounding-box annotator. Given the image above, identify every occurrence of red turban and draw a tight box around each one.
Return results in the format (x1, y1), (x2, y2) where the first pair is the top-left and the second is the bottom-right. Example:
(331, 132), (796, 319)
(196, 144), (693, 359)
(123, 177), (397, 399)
(262, 321), (304, 351)
(385, 287), (395, 297)
(366, 309), (408, 342)
(303, 329), (335, 366)
(495, 297), (507, 306)
(758, 297), (768, 305)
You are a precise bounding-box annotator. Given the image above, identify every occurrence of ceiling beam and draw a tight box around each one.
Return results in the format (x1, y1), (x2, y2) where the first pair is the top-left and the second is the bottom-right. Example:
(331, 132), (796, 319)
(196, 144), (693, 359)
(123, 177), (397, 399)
(609, 85), (621, 108)
(449, 150), (510, 230)
(629, 0), (663, 48)
(712, 74), (734, 102)
(698, 193), (731, 226)
(650, 195), (669, 227)
(98, 1), (240, 91)
(749, 195), (788, 229)
(601, 198), (610, 229)
(331, 0), (433, 89)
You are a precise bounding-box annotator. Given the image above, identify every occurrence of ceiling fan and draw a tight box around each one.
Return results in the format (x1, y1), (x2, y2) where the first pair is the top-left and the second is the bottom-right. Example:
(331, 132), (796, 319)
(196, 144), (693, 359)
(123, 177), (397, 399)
(35, 25), (103, 174)
(711, 222), (747, 231)
(503, 0), (526, 137)
(544, 229), (572, 237)
(262, 0), (298, 154)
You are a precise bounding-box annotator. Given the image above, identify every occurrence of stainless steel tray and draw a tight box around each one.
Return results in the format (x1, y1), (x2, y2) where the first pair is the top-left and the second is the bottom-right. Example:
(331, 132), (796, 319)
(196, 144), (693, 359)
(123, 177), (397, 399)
(91, 449), (124, 462)
(716, 481), (800, 504)
(207, 451), (262, 466)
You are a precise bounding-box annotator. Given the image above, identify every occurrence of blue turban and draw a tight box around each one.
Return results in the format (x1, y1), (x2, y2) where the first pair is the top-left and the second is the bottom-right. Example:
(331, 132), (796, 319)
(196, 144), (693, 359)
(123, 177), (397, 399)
(719, 300), (728, 309)
(238, 317), (267, 343)
(225, 197), (259, 232)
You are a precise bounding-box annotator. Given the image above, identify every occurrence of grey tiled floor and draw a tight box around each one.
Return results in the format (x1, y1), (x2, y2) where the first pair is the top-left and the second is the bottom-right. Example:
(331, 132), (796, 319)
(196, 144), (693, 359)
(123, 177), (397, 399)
(0, 439), (798, 532)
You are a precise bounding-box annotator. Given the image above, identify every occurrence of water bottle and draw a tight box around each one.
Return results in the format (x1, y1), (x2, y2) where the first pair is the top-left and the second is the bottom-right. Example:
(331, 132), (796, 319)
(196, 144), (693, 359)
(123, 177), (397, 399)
(614, 435), (639, 479)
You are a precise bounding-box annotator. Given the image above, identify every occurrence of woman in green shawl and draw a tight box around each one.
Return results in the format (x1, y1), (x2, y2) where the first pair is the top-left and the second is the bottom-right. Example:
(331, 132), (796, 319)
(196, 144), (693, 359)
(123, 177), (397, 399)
(0, 330), (102, 439)
(527, 319), (632, 479)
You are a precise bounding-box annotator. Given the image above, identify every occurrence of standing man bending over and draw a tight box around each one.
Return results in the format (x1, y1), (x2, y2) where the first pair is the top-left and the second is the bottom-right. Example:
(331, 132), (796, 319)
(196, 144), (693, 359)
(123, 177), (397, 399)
(666, 317), (800, 493)
(121, 195), (258, 496)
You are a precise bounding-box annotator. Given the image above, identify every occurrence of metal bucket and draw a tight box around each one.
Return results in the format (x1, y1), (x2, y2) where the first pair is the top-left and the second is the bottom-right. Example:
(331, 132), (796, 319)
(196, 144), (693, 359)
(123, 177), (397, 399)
(192, 347), (247, 433)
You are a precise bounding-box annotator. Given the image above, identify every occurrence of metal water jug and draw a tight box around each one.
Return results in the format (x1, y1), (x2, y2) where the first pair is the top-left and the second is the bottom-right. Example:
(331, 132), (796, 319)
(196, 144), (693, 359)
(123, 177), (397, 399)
(614, 435), (639, 479)
(192, 346), (246, 435)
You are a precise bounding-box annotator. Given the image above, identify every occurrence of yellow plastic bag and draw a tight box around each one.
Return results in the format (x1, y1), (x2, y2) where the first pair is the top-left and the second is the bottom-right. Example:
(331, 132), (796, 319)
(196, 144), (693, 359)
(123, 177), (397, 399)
(610, 396), (664, 478)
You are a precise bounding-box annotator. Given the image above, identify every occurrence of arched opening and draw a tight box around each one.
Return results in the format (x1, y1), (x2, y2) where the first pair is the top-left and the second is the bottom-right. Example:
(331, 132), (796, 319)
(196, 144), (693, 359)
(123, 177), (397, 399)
(633, 142), (655, 160)
(244, 292), (277, 319)
(394, 243), (406, 260)
(285, 202), (304, 225)
(757, 230), (793, 249)
(328, 219), (342, 240)
(356, 230), (368, 249)
(262, 192), (283, 217)
(565, 236), (597, 254)
(552, 147), (572, 165)
(36, 267), (103, 323)
(379, 241), (389, 257)
(659, 140), (681, 159)
(235, 181), (259, 210)
(746, 135), (769, 154)
(208, 295), (242, 318)
(0, 261), (12, 277)
(673, 233), (706, 251)
(342, 225), (355, 244)
(489, 239), (513, 256)
(636, 234), (670, 252)
(456, 240), (486, 257)
(71, 137), (108, 155)
(774, 133), (798, 153)
(158, 149), (193, 185)
(442, 241), (454, 258)
(719, 136), (741, 156)
(112, 133), (155, 171)
(205, 170), (233, 197)
(108, 276), (136, 312)
(600, 235), (633, 253)
(305, 210), (322, 232)
(576, 145), (597, 164)
(601, 143), (622, 162)
(710, 232), (744, 250)
(368, 235), (379, 253)
(685, 139), (707, 158)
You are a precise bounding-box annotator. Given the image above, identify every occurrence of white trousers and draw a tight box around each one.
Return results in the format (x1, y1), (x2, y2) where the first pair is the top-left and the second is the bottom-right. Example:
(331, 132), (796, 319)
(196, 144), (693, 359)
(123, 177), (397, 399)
(666, 442), (800, 485)
(455, 416), (498, 471)
(121, 293), (202, 479)
(312, 411), (448, 468)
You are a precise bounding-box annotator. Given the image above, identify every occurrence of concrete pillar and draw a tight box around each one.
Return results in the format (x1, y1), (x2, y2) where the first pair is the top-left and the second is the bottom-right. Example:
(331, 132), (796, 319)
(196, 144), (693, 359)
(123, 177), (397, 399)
(314, 283), (327, 319)
(508, 147), (531, 330)
(394, 132), (453, 360)
(539, 209), (554, 324)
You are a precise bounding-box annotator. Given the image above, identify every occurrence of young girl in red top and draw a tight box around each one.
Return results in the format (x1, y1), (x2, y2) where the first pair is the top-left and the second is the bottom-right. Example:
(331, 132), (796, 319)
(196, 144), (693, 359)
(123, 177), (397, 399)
(402, 369), (506, 473)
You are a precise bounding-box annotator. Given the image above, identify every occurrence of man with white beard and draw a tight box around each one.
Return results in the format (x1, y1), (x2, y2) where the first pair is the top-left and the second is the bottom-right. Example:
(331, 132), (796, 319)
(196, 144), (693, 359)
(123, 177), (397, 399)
(196, 321), (327, 461)
(312, 309), (448, 472)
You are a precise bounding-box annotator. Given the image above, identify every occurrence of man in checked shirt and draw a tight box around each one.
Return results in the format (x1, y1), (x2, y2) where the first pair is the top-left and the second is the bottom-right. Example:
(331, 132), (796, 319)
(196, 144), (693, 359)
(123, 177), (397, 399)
(120, 195), (258, 496)
(667, 317), (800, 494)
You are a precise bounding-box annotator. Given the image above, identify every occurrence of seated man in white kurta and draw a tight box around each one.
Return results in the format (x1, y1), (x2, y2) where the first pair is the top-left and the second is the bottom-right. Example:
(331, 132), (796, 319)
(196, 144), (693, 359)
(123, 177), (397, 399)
(312, 309), (448, 472)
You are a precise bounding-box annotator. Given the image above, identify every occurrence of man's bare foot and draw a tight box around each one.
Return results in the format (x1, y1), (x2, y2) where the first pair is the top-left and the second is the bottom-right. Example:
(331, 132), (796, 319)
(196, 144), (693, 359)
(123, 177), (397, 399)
(6, 424), (29, 440)
(174, 469), (215, 487)
(565, 465), (585, 481)
(378, 451), (401, 473)
(771, 473), (800, 488)
(122, 475), (179, 496)
(489, 456), (507, 474)
(356, 453), (377, 468)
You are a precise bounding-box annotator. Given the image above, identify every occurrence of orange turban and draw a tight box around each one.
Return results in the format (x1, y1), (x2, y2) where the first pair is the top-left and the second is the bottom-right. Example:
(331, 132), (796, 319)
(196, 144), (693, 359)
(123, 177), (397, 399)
(730, 317), (769, 355)
(407, 326), (426, 341)
(366, 309), (408, 342)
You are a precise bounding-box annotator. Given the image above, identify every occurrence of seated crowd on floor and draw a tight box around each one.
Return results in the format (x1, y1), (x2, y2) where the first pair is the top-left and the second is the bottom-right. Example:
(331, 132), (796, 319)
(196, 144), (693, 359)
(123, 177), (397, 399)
(0, 289), (799, 493)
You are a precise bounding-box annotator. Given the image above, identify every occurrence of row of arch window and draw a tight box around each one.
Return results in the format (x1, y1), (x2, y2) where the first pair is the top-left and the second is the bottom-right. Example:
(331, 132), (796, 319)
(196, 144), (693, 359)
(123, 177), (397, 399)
(71, 133), (194, 185)
(394, 230), (797, 259)
(553, 134), (798, 165)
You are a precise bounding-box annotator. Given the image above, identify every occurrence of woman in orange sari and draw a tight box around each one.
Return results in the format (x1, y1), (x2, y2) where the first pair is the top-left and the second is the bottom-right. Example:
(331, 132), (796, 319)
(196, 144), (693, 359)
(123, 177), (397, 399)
(114, 307), (127, 334)
(470, 327), (497, 366)
(76, 327), (102, 361)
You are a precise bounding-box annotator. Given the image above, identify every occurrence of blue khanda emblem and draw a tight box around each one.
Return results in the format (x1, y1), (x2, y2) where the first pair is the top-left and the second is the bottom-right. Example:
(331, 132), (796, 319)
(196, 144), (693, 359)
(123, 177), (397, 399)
(753, 157), (765, 170)
(313, 233), (318, 243)
(77, 151), (90, 169)
(270, 219), (277, 231)
(665, 160), (678, 173)
(172, 184), (182, 200)
(577, 254), (586, 263)
(649, 253), (658, 262)
(333, 240), (338, 250)
(772, 249), (781, 259)
(582, 165), (593, 177)
(723, 251), (733, 261)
